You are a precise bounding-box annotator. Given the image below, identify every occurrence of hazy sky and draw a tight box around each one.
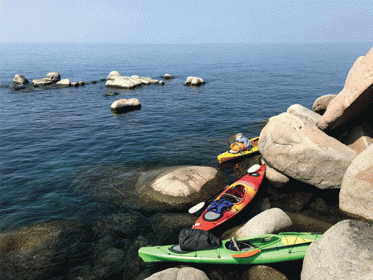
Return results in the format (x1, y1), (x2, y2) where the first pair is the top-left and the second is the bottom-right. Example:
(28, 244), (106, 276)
(1, 0), (372, 44)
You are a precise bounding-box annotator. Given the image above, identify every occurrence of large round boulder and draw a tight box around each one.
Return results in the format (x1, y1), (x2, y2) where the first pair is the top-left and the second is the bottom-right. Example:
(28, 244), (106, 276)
(339, 144), (373, 220)
(301, 219), (373, 280)
(111, 98), (141, 113)
(259, 112), (357, 189)
(135, 166), (227, 211)
(234, 208), (293, 238)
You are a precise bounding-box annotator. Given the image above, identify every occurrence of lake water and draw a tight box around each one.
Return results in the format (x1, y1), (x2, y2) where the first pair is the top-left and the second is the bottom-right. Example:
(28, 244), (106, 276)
(0, 42), (371, 229)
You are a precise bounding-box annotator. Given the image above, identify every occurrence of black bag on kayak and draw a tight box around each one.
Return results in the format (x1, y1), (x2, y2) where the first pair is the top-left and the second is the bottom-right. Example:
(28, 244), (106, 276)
(179, 228), (221, 251)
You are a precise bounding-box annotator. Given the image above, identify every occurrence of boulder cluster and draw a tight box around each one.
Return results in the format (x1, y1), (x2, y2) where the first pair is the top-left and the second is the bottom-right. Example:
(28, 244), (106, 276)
(13, 72), (87, 88)
(256, 46), (373, 279)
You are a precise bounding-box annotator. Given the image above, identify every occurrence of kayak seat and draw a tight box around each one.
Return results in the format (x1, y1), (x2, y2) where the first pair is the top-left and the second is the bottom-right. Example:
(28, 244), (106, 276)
(221, 193), (240, 203)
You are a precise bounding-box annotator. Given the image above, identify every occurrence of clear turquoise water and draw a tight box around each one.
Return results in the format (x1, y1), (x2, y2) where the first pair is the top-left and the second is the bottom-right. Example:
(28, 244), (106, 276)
(0, 42), (371, 229)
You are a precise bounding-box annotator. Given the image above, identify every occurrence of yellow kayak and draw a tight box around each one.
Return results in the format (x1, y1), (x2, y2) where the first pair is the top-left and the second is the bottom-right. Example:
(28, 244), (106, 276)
(217, 137), (259, 163)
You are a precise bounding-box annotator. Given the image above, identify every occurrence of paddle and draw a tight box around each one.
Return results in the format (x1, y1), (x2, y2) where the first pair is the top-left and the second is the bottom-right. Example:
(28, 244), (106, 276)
(188, 164), (262, 214)
(231, 241), (313, 258)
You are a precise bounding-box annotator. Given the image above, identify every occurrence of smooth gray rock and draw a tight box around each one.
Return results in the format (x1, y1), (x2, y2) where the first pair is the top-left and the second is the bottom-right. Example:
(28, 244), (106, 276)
(163, 73), (173, 80)
(184, 76), (205, 86)
(312, 94), (337, 115)
(32, 78), (54, 86)
(106, 77), (136, 89)
(301, 219), (373, 280)
(287, 104), (322, 124)
(46, 72), (61, 83)
(339, 144), (373, 220)
(235, 208), (293, 238)
(145, 267), (209, 280)
(107, 71), (122, 80)
(57, 78), (71, 87)
(111, 98), (141, 113)
(135, 166), (227, 211)
(317, 47), (373, 132)
(259, 112), (357, 189)
(13, 74), (29, 85)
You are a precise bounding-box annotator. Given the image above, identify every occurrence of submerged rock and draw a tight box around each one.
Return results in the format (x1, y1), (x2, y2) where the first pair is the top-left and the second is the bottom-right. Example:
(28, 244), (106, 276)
(111, 98), (141, 113)
(135, 166), (227, 211)
(301, 219), (373, 280)
(94, 212), (151, 240)
(0, 219), (96, 280)
(150, 213), (197, 244)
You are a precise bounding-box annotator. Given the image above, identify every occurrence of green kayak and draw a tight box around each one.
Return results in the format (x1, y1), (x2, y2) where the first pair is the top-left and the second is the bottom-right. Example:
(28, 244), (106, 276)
(138, 232), (322, 265)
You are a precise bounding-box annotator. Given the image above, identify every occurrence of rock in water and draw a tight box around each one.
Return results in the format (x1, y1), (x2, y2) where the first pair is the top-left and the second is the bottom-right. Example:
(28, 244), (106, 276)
(46, 72), (61, 83)
(13, 74), (29, 85)
(163, 73), (173, 79)
(111, 98), (141, 113)
(107, 71), (122, 80)
(57, 79), (71, 87)
(184, 76), (205, 86)
(0, 219), (96, 280)
(135, 166), (227, 211)
(106, 77), (136, 89)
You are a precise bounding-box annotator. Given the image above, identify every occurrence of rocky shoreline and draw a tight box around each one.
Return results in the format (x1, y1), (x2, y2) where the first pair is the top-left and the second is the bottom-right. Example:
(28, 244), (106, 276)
(1, 47), (373, 279)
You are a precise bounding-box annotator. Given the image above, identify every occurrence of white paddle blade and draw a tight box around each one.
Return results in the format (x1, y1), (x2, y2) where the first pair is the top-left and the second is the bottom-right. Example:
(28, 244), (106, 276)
(188, 202), (205, 214)
(247, 164), (261, 174)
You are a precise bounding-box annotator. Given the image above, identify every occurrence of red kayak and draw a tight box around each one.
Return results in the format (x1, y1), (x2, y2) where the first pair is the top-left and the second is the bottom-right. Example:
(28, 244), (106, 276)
(192, 164), (265, 231)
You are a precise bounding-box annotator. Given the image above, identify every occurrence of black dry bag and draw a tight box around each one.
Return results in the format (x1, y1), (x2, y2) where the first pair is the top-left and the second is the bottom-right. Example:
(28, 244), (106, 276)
(179, 228), (221, 251)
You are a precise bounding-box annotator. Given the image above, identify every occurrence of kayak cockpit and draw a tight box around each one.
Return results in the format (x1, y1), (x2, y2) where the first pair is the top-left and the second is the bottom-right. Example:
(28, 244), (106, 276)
(225, 236), (280, 251)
